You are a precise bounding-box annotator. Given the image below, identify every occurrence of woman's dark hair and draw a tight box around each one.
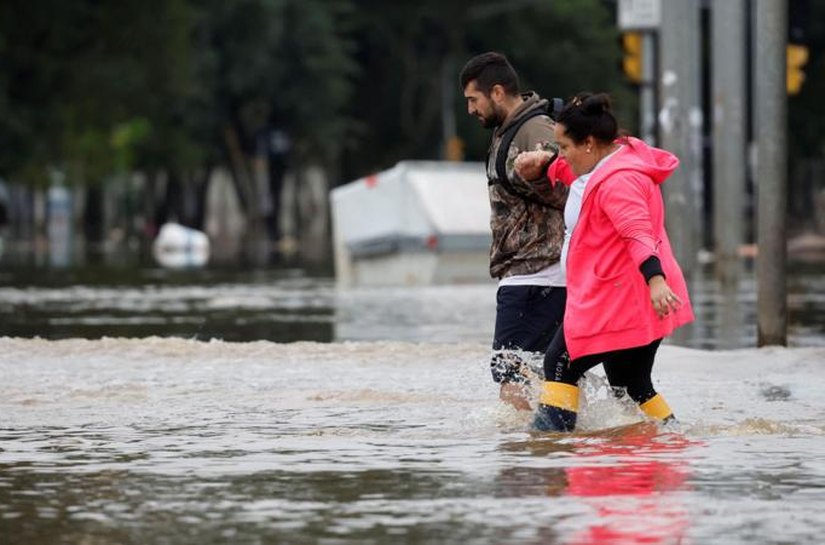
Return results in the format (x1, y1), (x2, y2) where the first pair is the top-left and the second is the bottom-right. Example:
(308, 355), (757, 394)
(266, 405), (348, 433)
(459, 52), (520, 96)
(555, 92), (619, 145)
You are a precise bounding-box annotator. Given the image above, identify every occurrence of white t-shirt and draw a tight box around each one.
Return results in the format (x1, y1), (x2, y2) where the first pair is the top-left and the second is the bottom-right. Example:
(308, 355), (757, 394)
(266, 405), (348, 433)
(498, 262), (564, 287)
(560, 146), (623, 281)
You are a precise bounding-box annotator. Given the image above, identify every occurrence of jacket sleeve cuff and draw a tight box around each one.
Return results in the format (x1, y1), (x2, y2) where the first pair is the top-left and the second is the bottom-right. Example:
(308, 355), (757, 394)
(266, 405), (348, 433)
(547, 156), (576, 187)
(640, 256), (666, 283)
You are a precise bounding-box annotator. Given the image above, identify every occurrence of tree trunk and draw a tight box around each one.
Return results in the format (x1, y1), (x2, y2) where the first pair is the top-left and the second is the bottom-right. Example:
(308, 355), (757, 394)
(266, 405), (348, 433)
(83, 185), (105, 246)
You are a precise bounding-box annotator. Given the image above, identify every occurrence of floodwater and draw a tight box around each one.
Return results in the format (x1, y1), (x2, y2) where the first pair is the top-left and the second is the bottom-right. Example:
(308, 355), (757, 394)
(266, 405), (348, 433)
(0, 261), (823, 348)
(1, 260), (824, 544)
(1, 339), (824, 544)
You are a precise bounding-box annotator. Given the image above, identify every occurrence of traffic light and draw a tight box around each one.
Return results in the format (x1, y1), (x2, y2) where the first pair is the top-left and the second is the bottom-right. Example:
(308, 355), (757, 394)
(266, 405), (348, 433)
(621, 32), (643, 84)
(786, 43), (809, 95)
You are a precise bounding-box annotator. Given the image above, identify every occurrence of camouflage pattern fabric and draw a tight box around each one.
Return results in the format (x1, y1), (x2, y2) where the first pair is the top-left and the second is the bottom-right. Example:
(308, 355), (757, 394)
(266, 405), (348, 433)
(486, 92), (568, 279)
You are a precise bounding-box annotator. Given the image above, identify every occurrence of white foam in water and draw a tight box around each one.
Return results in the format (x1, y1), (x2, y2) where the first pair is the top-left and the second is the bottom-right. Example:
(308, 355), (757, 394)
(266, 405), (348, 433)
(575, 371), (650, 431)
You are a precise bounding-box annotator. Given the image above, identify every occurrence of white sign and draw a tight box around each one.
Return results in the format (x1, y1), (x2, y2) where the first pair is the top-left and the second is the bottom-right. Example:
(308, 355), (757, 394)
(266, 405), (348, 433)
(618, 0), (661, 30)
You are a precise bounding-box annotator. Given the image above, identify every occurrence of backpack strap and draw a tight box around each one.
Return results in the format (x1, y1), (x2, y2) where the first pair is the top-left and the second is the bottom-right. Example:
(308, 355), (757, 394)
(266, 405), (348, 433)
(488, 98), (563, 205)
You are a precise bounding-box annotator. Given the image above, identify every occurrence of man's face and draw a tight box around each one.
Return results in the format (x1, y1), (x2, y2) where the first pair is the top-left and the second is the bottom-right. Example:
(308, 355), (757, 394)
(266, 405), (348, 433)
(464, 81), (504, 129)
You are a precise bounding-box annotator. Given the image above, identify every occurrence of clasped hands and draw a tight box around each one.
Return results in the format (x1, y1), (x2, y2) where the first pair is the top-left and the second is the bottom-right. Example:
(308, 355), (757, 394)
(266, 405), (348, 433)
(514, 149), (555, 181)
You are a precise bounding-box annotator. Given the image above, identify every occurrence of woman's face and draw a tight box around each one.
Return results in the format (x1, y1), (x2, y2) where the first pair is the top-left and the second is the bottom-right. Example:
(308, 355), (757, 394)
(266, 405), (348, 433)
(553, 123), (593, 177)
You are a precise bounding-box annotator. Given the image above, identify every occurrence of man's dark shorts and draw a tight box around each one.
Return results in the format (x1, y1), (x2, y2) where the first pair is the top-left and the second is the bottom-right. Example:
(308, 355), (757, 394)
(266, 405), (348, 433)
(491, 285), (566, 384)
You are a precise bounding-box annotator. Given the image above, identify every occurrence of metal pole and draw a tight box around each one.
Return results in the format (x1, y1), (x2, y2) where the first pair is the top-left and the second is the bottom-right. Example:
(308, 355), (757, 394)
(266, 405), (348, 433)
(711, 0), (748, 348)
(711, 0), (747, 348)
(441, 55), (457, 160)
(640, 32), (657, 144)
(658, 0), (702, 346)
(658, 0), (702, 277)
(755, 0), (788, 346)
(712, 0), (747, 276)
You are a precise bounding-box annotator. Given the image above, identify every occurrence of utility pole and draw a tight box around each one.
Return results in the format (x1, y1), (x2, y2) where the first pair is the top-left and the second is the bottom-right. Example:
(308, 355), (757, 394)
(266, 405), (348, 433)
(712, 0), (747, 280)
(755, 0), (788, 346)
(617, 0), (660, 144)
(640, 32), (657, 144)
(441, 54), (461, 161)
(658, 0), (703, 278)
(711, 0), (747, 349)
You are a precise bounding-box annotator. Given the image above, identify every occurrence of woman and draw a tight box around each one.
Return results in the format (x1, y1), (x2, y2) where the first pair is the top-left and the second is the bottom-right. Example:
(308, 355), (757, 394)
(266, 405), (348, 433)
(514, 93), (694, 431)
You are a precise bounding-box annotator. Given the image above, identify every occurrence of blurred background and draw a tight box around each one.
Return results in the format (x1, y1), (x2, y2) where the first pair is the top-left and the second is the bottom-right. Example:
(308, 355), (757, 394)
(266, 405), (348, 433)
(0, 0), (823, 347)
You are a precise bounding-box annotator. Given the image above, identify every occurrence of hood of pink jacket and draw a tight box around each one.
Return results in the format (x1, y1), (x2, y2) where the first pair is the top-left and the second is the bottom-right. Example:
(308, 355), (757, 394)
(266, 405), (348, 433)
(597, 136), (679, 186)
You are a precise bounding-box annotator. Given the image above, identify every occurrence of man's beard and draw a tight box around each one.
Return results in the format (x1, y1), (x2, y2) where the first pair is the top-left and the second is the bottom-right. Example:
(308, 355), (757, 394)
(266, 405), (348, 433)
(479, 104), (506, 129)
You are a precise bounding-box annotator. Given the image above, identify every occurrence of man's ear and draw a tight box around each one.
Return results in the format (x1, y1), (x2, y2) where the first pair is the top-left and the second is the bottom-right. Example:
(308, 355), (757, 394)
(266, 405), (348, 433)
(489, 84), (505, 103)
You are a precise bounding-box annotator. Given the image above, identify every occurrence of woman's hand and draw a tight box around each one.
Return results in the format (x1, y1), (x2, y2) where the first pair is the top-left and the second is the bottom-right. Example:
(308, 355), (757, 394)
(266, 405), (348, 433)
(648, 275), (682, 319)
(514, 150), (553, 181)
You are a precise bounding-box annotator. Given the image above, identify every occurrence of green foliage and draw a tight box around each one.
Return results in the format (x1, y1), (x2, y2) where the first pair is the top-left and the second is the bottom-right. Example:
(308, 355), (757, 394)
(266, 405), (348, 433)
(342, 0), (468, 174)
(112, 118), (152, 173)
(180, 0), (356, 168)
(277, 0), (358, 162)
(0, 0), (198, 185)
(0, 0), (634, 187)
(459, 0), (636, 161)
(2, 0), (820, 197)
(341, 0), (636, 176)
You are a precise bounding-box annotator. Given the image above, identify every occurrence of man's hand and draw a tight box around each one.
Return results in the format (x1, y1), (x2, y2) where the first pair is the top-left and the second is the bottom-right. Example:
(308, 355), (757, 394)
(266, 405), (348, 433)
(514, 150), (554, 181)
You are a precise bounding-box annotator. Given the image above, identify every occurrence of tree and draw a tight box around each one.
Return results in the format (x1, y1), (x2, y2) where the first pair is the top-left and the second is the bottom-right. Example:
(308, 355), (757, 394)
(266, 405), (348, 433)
(0, 0), (197, 242)
(340, 0), (635, 181)
(182, 0), (356, 239)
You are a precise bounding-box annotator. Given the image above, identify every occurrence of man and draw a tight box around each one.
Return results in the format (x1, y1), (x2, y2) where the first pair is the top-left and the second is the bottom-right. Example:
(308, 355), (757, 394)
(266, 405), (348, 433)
(459, 52), (568, 411)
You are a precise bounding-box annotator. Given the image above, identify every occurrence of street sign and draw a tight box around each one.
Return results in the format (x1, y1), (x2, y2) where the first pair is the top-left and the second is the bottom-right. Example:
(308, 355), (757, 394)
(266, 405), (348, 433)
(618, 0), (661, 31)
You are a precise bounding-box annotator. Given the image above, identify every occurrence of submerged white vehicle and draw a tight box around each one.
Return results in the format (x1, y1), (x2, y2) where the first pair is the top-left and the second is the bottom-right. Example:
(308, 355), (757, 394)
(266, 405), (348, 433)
(330, 161), (493, 286)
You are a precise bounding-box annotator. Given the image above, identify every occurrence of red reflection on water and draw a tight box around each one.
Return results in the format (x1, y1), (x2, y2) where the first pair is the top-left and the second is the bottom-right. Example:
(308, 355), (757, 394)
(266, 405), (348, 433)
(564, 423), (696, 545)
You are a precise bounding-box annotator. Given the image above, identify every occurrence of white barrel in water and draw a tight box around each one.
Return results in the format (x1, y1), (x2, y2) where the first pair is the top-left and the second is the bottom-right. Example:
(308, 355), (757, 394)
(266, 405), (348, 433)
(152, 222), (210, 268)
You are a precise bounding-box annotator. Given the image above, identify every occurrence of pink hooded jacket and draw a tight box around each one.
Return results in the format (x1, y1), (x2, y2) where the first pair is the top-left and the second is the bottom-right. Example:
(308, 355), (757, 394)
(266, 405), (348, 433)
(547, 137), (694, 360)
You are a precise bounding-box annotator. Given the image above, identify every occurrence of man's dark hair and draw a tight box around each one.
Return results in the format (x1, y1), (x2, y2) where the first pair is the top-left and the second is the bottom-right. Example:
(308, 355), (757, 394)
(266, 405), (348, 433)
(459, 52), (520, 96)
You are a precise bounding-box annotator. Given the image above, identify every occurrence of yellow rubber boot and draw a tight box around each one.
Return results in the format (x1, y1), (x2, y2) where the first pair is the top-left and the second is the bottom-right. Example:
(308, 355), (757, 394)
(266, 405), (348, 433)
(533, 381), (579, 432)
(640, 393), (675, 422)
